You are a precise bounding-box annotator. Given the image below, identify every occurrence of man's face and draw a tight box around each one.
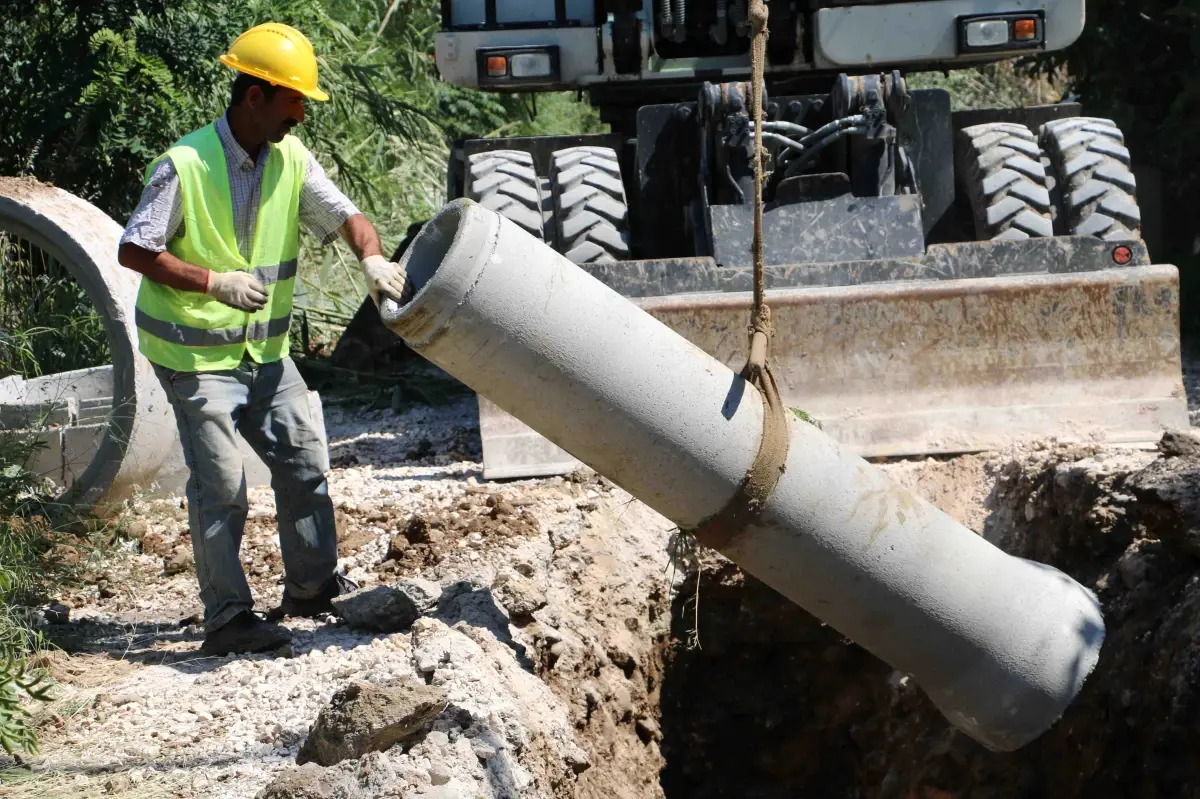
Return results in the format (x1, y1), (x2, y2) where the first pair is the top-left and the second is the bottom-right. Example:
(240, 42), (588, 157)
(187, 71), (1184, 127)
(247, 85), (307, 143)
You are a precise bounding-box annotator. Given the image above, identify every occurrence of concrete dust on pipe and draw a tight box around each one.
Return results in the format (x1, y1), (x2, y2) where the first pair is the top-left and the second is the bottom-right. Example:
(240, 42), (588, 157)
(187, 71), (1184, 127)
(379, 198), (1105, 752)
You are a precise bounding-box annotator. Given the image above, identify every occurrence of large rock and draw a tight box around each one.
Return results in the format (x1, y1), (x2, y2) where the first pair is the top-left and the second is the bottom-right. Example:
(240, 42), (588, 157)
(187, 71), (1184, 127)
(333, 578), (442, 632)
(257, 753), (398, 799)
(256, 763), (358, 799)
(492, 572), (546, 617)
(296, 679), (449, 767)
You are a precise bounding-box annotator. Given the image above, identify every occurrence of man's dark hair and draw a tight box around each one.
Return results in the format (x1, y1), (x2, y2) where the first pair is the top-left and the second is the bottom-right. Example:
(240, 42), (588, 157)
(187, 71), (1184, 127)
(230, 73), (279, 106)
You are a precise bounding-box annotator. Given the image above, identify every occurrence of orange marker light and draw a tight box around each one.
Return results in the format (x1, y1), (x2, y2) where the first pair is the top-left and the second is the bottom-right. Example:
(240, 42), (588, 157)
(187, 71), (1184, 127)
(1014, 18), (1037, 41)
(486, 56), (507, 77)
(1113, 246), (1133, 265)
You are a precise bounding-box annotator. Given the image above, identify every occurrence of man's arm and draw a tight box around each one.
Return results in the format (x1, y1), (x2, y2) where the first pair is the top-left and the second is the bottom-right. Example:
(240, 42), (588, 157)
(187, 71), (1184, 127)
(117, 242), (210, 293)
(337, 212), (384, 261)
(117, 159), (208, 291)
(117, 158), (266, 311)
(343, 212), (412, 304)
(298, 154), (383, 260)
(299, 153), (410, 303)
(118, 242), (267, 311)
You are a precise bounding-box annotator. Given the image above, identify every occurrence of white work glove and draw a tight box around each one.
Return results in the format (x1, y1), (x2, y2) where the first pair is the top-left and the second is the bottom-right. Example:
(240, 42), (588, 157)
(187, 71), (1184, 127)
(206, 270), (268, 312)
(361, 254), (413, 306)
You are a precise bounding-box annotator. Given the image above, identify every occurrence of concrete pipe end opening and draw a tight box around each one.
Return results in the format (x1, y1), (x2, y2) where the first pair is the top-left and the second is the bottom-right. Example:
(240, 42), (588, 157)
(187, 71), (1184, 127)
(379, 199), (500, 345)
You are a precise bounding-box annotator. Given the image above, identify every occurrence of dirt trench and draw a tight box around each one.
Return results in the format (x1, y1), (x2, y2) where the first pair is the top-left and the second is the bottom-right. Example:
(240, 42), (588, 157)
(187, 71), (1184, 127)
(651, 435), (1200, 799)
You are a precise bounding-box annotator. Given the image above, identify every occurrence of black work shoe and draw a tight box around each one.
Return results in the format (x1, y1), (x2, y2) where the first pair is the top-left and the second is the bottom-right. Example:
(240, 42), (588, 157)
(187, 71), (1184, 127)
(267, 573), (359, 621)
(198, 611), (292, 656)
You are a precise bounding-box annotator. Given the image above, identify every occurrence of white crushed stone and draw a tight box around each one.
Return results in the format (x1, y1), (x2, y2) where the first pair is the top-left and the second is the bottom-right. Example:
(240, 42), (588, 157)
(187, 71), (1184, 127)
(20, 396), (681, 798)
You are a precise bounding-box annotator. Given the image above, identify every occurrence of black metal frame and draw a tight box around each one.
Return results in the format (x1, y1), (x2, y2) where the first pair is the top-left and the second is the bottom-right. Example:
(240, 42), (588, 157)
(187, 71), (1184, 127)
(440, 0), (588, 30)
(445, 69), (1091, 272)
(622, 76), (963, 261)
(577, 236), (1152, 298)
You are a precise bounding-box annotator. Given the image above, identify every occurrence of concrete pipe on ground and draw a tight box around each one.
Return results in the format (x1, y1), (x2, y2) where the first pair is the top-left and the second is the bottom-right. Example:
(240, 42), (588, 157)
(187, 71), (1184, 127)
(0, 178), (332, 512)
(379, 198), (1106, 752)
(0, 177), (178, 513)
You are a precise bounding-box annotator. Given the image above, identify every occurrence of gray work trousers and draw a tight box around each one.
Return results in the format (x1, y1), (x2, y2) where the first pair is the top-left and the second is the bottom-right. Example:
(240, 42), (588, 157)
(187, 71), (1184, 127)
(153, 355), (337, 632)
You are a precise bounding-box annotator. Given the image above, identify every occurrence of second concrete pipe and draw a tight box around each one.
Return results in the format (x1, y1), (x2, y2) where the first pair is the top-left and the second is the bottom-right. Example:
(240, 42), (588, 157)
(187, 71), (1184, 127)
(380, 199), (1105, 752)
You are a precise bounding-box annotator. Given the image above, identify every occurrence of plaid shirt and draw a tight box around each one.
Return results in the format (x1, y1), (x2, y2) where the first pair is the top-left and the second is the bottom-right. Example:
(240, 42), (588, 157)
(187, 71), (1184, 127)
(120, 113), (360, 258)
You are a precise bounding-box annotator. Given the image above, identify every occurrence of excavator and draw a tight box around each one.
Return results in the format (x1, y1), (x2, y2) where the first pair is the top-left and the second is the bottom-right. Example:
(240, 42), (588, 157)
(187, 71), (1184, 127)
(426, 0), (1186, 479)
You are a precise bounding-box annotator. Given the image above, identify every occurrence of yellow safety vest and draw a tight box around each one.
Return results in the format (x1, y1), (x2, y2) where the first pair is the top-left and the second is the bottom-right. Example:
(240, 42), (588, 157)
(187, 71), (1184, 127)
(134, 123), (307, 372)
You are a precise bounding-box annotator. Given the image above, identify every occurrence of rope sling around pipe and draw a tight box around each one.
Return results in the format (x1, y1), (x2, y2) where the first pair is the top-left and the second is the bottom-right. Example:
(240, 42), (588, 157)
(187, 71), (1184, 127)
(690, 0), (793, 551)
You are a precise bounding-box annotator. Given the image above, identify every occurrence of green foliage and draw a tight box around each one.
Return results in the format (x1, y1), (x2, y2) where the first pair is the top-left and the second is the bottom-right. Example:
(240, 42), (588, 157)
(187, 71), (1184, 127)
(0, 435), (48, 518)
(0, 648), (51, 756)
(907, 59), (1064, 111)
(0, 233), (110, 378)
(0, 430), (56, 757)
(76, 25), (188, 169)
(0, 0), (326, 219)
(790, 408), (823, 429)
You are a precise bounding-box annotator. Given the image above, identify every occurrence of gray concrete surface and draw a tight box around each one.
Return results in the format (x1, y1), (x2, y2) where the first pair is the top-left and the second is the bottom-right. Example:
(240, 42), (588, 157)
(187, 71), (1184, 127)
(0, 364), (327, 497)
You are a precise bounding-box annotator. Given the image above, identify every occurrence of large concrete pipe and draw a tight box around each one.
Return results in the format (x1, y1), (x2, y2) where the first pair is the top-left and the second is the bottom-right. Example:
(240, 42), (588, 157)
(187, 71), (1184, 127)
(379, 199), (1105, 752)
(0, 177), (325, 512)
(0, 177), (178, 512)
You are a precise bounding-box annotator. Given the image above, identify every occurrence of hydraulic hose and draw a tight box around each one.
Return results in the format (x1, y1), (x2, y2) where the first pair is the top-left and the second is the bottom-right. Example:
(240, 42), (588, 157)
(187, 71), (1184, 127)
(782, 125), (870, 171)
(800, 114), (870, 146)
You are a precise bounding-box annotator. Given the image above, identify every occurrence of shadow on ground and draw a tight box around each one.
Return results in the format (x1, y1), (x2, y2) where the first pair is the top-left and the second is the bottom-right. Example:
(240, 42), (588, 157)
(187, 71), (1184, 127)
(38, 580), (533, 676)
(38, 616), (396, 676)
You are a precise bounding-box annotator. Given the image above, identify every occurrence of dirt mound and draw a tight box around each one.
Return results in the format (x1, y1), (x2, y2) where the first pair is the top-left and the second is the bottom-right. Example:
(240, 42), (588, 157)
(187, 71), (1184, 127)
(659, 436), (1200, 798)
(376, 491), (543, 576)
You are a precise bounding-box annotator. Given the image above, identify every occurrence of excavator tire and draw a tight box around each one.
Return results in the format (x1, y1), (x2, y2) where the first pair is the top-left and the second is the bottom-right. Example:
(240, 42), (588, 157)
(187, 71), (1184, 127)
(955, 122), (1054, 241)
(1039, 117), (1141, 241)
(464, 150), (545, 240)
(549, 146), (630, 263)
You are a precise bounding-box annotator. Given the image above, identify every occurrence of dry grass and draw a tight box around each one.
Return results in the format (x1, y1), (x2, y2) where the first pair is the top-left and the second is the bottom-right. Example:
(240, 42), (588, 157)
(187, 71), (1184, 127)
(0, 652), (185, 798)
(0, 767), (189, 799)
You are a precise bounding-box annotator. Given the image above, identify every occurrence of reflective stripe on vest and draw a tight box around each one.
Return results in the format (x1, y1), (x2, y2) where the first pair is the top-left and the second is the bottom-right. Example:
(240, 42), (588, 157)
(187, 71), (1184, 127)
(135, 307), (293, 347)
(133, 123), (307, 372)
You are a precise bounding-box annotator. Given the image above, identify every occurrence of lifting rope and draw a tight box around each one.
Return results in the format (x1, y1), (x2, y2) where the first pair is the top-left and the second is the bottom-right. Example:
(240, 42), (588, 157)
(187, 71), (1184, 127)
(692, 0), (792, 550)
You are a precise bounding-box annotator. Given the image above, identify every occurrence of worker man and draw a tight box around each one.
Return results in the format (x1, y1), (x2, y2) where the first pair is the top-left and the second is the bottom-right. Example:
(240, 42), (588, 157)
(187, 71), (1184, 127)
(117, 22), (412, 656)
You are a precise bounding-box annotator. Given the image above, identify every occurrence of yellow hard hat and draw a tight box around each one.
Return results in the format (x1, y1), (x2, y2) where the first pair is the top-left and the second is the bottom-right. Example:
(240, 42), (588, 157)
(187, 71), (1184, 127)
(219, 22), (329, 102)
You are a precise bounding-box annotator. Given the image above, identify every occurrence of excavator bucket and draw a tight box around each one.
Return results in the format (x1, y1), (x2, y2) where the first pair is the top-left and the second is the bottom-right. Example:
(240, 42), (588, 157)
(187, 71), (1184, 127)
(475, 246), (1187, 480)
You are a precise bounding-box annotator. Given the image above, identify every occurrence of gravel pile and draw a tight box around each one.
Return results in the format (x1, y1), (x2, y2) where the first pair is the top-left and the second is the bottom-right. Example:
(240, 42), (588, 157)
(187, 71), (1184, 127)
(15, 396), (679, 799)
